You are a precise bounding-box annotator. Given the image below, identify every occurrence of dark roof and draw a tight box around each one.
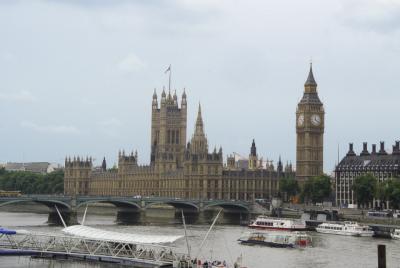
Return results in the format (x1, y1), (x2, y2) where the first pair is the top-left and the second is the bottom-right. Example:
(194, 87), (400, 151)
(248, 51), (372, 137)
(336, 153), (400, 172)
(300, 64), (322, 105)
(299, 92), (322, 105)
(305, 65), (317, 87)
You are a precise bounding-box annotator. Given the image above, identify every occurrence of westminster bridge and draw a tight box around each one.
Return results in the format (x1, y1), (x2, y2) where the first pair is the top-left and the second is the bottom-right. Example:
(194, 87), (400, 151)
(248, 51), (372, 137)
(0, 195), (257, 225)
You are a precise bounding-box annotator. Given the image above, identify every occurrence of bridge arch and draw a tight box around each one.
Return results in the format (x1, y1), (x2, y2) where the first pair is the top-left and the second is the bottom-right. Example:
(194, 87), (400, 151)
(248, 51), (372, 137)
(77, 199), (141, 210)
(203, 202), (249, 212)
(145, 201), (199, 212)
(0, 199), (71, 210)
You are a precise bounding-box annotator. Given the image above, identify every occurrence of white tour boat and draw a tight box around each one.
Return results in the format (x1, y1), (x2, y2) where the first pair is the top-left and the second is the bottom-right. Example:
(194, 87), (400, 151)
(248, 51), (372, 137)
(249, 216), (307, 231)
(391, 229), (400, 240)
(316, 221), (374, 237)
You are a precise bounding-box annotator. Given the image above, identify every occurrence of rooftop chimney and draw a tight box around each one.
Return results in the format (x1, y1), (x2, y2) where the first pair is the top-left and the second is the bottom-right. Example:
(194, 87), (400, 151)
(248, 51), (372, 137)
(372, 144), (377, 155)
(360, 142), (370, 156)
(347, 143), (356, 156)
(393, 141), (400, 155)
(378, 141), (387, 155)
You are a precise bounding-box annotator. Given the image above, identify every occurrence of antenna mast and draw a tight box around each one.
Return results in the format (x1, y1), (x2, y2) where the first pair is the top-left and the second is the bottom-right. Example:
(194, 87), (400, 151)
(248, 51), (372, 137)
(181, 210), (191, 260)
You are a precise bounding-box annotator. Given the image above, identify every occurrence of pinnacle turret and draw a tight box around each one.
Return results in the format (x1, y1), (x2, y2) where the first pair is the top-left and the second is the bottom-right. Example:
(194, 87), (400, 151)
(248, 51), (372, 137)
(101, 157), (107, 171)
(195, 103), (204, 134)
(250, 139), (257, 156)
(181, 88), (187, 108)
(167, 89), (172, 101)
(152, 89), (158, 109)
(189, 102), (208, 155)
(173, 90), (178, 106)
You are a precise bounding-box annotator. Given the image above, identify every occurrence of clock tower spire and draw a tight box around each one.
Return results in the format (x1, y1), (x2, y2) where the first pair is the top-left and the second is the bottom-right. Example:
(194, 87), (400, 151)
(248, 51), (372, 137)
(296, 64), (325, 185)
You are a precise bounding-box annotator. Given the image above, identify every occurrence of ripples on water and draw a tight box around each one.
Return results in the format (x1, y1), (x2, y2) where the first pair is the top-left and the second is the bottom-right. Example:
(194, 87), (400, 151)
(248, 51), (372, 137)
(1, 211), (399, 268)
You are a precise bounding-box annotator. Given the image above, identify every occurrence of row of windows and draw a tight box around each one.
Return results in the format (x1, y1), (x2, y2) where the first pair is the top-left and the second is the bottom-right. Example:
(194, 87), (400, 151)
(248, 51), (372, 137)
(187, 165), (219, 175)
(167, 129), (180, 144)
(320, 226), (342, 230)
(338, 172), (393, 178)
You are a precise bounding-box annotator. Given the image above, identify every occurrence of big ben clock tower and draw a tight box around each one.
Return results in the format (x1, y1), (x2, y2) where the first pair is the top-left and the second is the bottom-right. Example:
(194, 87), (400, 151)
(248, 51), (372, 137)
(296, 64), (324, 185)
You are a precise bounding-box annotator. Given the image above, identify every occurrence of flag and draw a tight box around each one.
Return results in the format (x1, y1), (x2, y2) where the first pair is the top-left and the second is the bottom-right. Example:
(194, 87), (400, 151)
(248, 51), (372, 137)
(165, 65), (171, 74)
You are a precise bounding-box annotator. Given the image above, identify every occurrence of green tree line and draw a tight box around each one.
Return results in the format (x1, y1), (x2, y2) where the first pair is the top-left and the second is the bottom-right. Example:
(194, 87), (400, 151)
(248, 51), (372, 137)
(279, 172), (400, 208)
(352, 173), (400, 209)
(0, 168), (64, 194)
(279, 174), (332, 203)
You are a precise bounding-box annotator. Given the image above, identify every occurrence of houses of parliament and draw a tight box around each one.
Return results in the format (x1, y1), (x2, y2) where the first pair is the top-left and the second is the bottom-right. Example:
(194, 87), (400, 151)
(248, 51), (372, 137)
(64, 66), (325, 201)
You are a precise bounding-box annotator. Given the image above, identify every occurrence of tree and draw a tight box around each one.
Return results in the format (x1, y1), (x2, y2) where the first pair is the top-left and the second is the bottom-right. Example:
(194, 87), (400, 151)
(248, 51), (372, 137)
(279, 176), (299, 201)
(0, 169), (64, 194)
(352, 173), (377, 206)
(302, 175), (332, 203)
(385, 178), (400, 209)
(375, 181), (388, 201)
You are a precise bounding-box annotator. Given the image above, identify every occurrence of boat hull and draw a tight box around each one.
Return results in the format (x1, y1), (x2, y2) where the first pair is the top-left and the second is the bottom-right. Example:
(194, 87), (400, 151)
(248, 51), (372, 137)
(239, 239), (294, 248)
(316, 228), (374, 237)
(249, 226), (307, 231)
(391, 234), (400, 240)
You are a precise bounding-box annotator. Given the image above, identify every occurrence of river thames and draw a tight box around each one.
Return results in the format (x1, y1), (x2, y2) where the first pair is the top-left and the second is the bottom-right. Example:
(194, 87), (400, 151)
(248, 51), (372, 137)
(1, 211), (399, 268)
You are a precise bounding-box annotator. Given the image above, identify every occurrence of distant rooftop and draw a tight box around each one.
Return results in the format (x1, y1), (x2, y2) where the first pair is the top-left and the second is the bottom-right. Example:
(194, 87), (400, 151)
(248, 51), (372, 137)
(5, 162), (62, 174)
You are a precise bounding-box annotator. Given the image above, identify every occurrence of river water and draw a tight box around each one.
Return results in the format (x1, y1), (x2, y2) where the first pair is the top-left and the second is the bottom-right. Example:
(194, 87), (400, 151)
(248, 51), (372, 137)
(1, 211), (400, 268)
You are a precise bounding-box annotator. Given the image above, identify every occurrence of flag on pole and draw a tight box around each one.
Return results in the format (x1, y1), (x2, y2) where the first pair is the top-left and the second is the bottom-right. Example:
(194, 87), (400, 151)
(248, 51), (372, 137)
(165, 65), (171, 74)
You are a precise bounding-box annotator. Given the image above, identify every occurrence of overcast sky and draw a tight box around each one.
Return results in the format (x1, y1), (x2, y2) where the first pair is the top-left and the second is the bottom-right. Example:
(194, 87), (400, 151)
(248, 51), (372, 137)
(1, 0), (399, 173)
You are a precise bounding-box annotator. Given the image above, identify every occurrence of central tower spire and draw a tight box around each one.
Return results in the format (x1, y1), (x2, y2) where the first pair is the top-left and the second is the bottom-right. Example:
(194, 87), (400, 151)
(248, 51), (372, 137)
(190, 102), (208, 155)
(195, 103), (204, 135)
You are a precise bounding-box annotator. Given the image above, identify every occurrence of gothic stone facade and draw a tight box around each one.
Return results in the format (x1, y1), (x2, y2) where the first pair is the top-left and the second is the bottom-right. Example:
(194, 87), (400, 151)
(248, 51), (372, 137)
(335, 141), (400, 207)
(296, 65), (325, 185)
(64, 89), (295, 201)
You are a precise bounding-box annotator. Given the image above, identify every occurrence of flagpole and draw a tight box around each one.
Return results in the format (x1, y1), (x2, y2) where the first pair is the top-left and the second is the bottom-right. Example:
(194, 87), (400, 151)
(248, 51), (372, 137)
(168, 65), (171, 91)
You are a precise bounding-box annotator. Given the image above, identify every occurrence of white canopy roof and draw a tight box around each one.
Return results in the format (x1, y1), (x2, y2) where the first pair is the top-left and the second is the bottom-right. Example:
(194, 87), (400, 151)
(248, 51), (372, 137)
(62, 225), (182, 245)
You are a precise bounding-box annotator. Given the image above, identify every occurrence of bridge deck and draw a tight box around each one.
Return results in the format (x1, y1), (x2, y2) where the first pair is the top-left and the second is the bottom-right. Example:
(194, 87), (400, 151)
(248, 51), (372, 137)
(0, 195), (252, 212)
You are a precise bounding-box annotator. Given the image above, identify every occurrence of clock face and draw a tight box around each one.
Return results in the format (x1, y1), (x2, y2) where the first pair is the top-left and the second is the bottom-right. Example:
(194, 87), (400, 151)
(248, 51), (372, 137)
(297, 114), (304, 126)
(311, 114), (321, 126)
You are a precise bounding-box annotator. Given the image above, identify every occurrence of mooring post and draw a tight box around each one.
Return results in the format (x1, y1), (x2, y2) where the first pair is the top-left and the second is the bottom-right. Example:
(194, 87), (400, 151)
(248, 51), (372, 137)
(378, 244), (386, 268)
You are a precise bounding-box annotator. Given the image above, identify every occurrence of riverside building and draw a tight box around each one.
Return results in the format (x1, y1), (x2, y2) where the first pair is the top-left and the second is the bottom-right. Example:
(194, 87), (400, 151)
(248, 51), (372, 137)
(335, 141), (400, 208)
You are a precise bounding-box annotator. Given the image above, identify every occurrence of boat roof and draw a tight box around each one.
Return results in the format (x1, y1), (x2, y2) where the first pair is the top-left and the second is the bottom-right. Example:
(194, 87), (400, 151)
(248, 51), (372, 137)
(319, 221), (368, 226)
(0, 228), (16, 235)
(62, 225), (183, 245)
(255, 216), (302, 221)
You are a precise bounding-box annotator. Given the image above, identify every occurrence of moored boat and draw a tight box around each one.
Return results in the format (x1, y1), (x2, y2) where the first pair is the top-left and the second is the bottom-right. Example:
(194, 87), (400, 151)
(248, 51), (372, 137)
(249, 216), (306, 231)
(391, 229), (400, 240)
(238, 231), (312, 248)
(316, 221), (373, 237)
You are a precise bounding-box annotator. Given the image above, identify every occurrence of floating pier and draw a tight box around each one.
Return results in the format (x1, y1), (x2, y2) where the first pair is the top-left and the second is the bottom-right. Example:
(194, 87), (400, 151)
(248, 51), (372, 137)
(0, 230), (189, 268)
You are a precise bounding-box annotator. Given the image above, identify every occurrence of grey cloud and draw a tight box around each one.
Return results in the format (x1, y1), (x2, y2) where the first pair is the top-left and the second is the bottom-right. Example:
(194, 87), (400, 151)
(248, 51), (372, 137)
(117, 53), (146, 74)
(340, 0), (400, 34)
(0, 90), (37, 102)
(98, 118), (122, 128)
(20, 121), (80, 135)
(1, 0), (399, 172)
